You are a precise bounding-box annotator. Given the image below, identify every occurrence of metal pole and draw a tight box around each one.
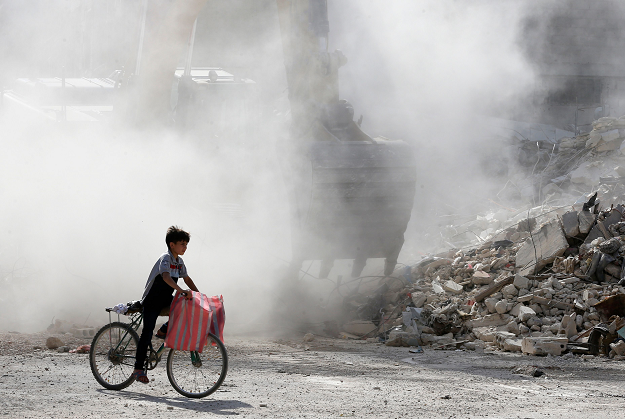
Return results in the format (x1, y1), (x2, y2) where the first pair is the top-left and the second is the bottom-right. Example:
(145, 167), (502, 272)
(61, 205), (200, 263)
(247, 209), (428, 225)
(183, 18), (198, 77)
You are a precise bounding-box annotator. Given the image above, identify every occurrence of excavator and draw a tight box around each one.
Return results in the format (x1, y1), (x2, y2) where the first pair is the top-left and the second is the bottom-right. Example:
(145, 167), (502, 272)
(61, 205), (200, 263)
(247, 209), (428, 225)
(125, 0), (417, 279)
(3, 0), (416, 279)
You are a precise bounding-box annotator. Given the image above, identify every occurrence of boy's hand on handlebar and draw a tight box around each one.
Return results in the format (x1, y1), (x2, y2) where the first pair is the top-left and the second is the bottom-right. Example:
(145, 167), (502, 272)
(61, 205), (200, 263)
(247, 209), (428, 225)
(181, 290), (193, 300)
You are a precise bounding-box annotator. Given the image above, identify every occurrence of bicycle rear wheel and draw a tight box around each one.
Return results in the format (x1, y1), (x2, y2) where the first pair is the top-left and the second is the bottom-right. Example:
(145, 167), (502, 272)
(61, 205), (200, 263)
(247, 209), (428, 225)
(89, 322), (139, 390)
(166, 333), (228, 398)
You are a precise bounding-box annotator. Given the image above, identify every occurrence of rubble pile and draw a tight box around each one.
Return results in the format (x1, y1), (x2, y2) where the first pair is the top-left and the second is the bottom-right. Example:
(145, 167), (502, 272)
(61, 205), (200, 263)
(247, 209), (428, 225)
(339, 114), (625, 358)
(340, 197), (625, 357)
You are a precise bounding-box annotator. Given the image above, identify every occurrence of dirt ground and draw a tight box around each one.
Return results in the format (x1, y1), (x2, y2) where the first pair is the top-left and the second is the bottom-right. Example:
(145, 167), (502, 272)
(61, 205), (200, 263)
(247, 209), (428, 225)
(2, 331), (625, 418)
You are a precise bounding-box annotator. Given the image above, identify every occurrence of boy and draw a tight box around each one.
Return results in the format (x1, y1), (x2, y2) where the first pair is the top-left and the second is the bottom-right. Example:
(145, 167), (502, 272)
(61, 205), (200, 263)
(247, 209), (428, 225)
(132, 226), (199, 384)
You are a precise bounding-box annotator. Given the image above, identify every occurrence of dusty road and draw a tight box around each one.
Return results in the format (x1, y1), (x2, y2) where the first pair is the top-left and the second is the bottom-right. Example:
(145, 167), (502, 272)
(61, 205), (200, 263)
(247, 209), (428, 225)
(2, 331), (625, 418)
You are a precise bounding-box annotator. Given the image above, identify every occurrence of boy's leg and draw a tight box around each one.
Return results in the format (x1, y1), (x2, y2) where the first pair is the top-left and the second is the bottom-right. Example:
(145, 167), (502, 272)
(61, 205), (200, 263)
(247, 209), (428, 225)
(156, 321), (168, 338)
(134, 309), (160, 371)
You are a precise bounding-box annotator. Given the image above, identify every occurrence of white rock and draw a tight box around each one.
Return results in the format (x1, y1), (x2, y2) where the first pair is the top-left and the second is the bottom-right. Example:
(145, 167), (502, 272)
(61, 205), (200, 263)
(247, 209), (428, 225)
(495, 300), (509, 314)
(472, 271), (493, 285)
(502, 284), (518, 296)
(521, 337), (568, 356)
(485, 298), (499, 313)
(443, 280), (463, 294)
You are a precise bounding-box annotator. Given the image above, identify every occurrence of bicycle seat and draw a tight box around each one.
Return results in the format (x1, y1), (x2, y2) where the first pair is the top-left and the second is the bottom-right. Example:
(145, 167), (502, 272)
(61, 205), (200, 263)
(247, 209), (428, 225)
(104, 300), (143, 314)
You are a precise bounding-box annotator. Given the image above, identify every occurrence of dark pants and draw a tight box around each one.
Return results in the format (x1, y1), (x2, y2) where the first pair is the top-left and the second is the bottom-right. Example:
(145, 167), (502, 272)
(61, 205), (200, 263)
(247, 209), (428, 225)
(134, 308), (168, 370)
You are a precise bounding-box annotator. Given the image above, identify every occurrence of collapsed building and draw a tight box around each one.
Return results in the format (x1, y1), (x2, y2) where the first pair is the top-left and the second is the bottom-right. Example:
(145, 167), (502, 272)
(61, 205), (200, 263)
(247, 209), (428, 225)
(335, 115), (625, 358)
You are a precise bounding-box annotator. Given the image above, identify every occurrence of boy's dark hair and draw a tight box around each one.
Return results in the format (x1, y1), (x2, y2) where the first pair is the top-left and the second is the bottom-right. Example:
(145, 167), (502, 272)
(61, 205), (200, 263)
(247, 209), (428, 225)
(166, 226), (190, 248)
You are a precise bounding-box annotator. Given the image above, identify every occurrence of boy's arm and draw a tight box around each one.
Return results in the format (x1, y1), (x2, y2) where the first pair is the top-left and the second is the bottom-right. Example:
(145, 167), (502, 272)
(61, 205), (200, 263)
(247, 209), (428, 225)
(183, 276), (199, 293)
(162, 272), (193, 299)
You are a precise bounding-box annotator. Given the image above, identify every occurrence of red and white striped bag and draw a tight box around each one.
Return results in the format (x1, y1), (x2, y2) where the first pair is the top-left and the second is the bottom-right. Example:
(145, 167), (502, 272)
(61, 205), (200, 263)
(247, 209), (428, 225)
(165, 291), (225, 352)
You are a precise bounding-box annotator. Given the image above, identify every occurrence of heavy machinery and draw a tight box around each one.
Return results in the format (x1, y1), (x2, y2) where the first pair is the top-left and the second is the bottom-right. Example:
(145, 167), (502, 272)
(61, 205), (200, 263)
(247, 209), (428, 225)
(3, 0), (417, 278)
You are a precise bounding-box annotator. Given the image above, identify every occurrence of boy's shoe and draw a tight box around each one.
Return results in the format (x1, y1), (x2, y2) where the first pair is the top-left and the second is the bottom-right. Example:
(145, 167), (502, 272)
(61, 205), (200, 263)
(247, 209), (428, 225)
(132, 370), (149, 384)
(155, 330), (166, 339)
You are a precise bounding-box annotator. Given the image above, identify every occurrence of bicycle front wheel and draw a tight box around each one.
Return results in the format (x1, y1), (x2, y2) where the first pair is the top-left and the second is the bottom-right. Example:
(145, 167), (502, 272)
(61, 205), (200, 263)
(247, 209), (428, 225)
(89, 322), (139, 390)
(166, 333), (228, 398)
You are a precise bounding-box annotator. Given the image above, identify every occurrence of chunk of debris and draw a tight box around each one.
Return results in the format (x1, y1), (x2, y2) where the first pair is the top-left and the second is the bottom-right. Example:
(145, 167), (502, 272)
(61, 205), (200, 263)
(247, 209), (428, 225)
(45, 337), (64, 350)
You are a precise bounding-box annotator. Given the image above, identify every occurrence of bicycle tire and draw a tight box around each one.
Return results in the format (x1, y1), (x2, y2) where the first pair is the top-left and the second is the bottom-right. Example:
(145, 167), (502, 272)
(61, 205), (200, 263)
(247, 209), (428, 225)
(89, 322), (140, 390)
(166, 332), (228, 398)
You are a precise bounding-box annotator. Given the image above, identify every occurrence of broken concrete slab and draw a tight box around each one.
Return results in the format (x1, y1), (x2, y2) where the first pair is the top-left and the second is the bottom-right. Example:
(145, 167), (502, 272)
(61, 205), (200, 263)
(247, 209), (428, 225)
(584, 206), (624, 244)
(578, 210), (595, 234)
(561, 211), (580, 238)
(516, 219), (568, 276)
(521, 336), (568, 356)
(472, 270), (493, 285)
(443, 280), (463, 294)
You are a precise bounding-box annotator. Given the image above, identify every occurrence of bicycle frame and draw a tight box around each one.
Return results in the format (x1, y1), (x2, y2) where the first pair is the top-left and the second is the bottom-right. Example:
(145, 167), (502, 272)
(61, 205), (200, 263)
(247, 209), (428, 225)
(106, 310), (181, 369)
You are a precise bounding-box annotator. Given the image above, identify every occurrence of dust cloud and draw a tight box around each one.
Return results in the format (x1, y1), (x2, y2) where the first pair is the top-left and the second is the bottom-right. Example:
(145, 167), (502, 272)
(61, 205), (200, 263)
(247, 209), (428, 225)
(1, 1), (549, 334)
(316, 1), (542, 265)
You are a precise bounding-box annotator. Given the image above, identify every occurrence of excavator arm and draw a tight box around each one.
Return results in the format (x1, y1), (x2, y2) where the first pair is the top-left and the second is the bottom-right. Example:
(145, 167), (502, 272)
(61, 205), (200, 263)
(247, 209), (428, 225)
(127, 0), (416, 278)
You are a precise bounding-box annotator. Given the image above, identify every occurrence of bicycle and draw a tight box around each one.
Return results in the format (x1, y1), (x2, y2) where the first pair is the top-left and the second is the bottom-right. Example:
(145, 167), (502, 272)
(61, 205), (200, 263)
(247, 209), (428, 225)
(89, 301), (228, 398)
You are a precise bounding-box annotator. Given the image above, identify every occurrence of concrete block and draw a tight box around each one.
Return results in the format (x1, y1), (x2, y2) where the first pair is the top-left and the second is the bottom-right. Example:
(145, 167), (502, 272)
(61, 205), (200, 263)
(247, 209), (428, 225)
(511, 304), (536, 322)
(521, 336), (568, 356)
(472, 271), (493, 285)
(443, 280), (463, 294)
(502, 338), (523, 352)
(516, 219), (568, 276)
(561, 211), (580, 238)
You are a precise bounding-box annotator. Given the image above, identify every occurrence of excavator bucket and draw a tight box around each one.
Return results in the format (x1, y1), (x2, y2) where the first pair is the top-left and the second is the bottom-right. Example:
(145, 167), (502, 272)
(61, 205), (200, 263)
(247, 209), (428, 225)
(292, 132), (416, 277)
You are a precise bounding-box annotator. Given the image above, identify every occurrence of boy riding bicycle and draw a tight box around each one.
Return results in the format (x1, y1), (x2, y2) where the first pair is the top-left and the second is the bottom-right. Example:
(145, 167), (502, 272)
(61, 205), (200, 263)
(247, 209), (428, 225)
(132, 226), (199, 384)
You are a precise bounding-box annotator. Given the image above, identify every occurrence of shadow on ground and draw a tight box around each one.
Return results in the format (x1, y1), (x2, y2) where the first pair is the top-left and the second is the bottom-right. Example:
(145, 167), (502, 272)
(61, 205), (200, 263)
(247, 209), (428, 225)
(97, 389), (252, 415)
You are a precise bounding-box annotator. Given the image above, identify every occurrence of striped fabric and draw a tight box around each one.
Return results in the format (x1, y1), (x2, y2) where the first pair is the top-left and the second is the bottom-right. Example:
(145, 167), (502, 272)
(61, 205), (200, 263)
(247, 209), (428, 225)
(165, 292), (225, 352)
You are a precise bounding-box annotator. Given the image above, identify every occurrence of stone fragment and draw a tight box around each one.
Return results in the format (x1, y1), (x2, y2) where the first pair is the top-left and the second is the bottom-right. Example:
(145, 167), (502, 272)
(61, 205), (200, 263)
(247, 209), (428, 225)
(432, 279), (445, 294)
(610, 340), (625, 356)
(502, 284), (518, 296)
(517, 294), (533, 303)
(616, 166), (625, 177)
(412, 293), (427, 308)
(495, 300), (509, 314)
(502, 338), (522, 352)
(506, 320), (520, 335)
(420, 333), (453, 346)
(513, 274), (530, 290)
(46, 337), (64, 349)
(443, 280), (463, 294)
(521, 336), (568, 356)
(472, 271), (493, 285)
(473, 327), (496, 342)
(561, 210), (580, 238)
(512, 304), (536, 322)
(485, 298), (499, 313)
(516, 219), (568, 276)
(303, 333), (315, 342)
(578, 211), (595, 235)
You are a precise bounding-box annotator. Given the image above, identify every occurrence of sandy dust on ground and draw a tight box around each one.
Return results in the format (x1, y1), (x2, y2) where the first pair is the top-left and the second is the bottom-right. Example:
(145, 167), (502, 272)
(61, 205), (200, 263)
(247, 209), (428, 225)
(2, 330), (625, 418)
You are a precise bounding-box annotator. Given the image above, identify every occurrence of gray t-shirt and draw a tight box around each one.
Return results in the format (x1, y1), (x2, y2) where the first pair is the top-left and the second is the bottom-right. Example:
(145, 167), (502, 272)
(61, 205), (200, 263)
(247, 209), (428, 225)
(140, 250), (188, 307)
